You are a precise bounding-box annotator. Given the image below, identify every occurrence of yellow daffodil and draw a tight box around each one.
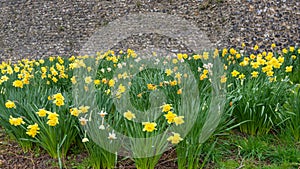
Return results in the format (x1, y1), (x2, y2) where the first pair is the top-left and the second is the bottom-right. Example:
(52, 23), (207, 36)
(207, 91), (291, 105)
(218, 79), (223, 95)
(238, 74), (245, 80)
(12, 80), (23, 88)
(167, 132), (183, 144)
(71, 76), (77, 84)
(241, 43), (246, 48)
(165, 69), (173, 76)
(5, 100), (16, 109)
(26, 123), (40, 138)
(172, 58), (178, 64)
(177, 53), (183, 60)
(47, 119), (59, 127)
(36, 109), (48, 117)
(94, 79), (101, 85)
(251, 71), (259, 78)
(164, 111), (177, 124)
(285, 66), (293, 73)
(282, 48), (288, 54)
(161, 104), (172, 112)
(52, 77), (58, 83)
(262, 65), (272, 73)
(231, 70), (240, 77)
(53, 98), (64, 107)
(174, 116), (184, 126)
(52, 93), (65, 107)
(253, 45), (259, 51)
(200, 74), (208, 80)
(70, 108), (80, 117)
(249, 54), (256, 60)
(123, 110), (136, 121)
(79, 106), (90, 113)
(1, 75), (9, 82)
(147, 84), (157, 90)
(222, 48), (228, 57)
(193, 54), (201, 60)
(9, 116), (25, 126)
(251, 62), (260, 69)
(85, 76), (92, 84)
(229, 48), (236, 55)
(266, 71), (274, 77)
(47, 112), (59, 126)
(14, 66), (20, 72)
(108, 79), (115, 87)
(271, 43), (276, 48)
(177, 88), (182, 94)
(203, 52), (209, 60)
(142, 122), (157, 132)
(183, 54), (188, 59)
(220, 75), (227, 83)
(137, 93), (143, 98)
(169, 80), (177, 86)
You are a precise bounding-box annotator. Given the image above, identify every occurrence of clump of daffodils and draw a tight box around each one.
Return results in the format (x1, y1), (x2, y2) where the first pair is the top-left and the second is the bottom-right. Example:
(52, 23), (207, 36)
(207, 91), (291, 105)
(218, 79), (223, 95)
(49, 93), (65, 107)
(9, 116), (25, 126)
(47, 112), (59, 126)
(161, 103), (185, 125)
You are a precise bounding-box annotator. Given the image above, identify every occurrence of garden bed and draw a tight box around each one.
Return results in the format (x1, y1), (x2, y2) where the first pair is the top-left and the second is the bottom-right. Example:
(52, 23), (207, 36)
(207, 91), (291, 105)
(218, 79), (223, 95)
(0, 46), (299, 168)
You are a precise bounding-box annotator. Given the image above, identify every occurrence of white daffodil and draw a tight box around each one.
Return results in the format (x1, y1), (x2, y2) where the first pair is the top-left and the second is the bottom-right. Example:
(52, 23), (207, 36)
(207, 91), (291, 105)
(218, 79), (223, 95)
(108, 131), (117, 140)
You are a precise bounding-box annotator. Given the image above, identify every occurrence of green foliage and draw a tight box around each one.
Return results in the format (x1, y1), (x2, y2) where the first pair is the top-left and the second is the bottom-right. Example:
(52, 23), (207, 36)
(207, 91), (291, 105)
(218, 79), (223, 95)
(235, 136), (269, 160)
(230, 77), (290, 135)
(0, 46), (299, 168)
(0, 58), (78, 159)
(283, 84), (300, 141)
(84, 141), (116, 169)
(211, 133), (300, 168)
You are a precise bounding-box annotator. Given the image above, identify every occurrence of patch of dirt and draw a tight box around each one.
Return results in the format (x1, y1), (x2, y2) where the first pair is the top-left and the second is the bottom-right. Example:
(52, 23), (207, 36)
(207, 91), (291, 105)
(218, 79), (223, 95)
(0, 127), (88, 169)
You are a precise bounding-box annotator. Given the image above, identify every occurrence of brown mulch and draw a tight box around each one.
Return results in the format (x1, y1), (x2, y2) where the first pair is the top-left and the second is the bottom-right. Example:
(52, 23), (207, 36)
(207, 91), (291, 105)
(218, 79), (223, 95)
(0, 127), (88, 169)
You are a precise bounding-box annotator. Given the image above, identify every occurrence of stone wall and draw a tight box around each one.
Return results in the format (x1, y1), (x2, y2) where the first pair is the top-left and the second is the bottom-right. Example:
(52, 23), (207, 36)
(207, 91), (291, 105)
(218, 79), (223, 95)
(0, 0), (299, 60)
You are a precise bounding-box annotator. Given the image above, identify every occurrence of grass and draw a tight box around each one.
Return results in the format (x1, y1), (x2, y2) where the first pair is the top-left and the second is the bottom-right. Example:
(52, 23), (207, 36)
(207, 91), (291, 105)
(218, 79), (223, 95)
(203, 130), (300, 168)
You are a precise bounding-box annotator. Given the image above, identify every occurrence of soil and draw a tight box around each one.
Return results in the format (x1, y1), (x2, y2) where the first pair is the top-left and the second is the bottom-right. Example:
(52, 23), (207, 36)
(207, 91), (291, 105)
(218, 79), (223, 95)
(0, 127), (87, 169)
(0, 127), (180, 169)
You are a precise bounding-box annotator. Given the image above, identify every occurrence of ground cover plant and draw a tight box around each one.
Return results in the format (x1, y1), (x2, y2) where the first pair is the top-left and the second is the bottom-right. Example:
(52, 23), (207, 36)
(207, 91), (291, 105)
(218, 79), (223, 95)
(0, 45), (299, 168)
